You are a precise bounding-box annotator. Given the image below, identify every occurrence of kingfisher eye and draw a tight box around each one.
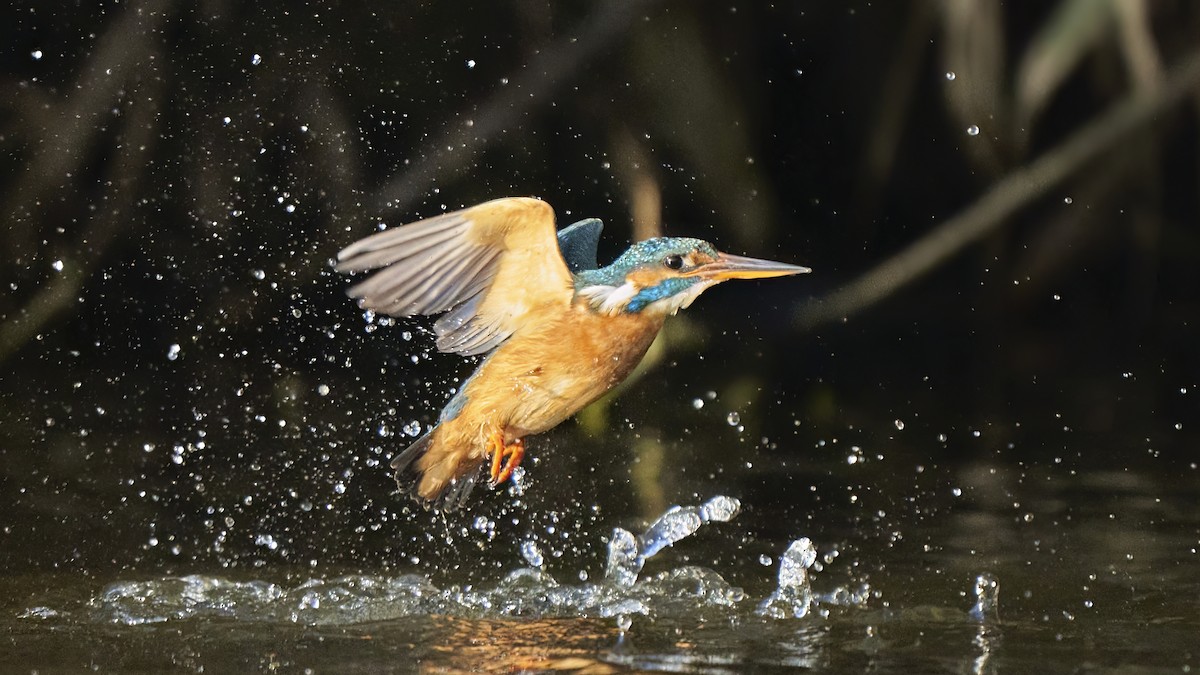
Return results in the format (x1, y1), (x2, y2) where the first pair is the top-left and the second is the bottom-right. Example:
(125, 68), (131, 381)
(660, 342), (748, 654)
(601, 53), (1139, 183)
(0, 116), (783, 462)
(664, 254), (684, 270)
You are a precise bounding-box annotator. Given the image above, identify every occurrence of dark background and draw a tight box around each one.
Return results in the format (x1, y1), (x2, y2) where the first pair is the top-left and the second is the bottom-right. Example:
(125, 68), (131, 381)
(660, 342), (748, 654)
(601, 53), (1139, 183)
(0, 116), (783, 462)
(2, 1), (1197, 578)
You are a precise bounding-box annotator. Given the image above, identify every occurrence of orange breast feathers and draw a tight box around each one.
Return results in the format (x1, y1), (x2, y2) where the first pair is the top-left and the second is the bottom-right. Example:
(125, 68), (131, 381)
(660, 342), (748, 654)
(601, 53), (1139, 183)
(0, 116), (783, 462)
(407, 305), (664, 501)
(456, 304), (665, 440)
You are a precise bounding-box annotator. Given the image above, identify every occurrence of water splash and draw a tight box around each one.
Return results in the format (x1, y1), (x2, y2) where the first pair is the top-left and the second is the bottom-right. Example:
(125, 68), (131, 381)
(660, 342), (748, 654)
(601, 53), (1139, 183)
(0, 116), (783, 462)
(606, 495), (742, 588)
(40, 496), (856, 627)
(968, 572), (1000, 622)
(757, 538), (818, 618)
(519, 539), (544, 568)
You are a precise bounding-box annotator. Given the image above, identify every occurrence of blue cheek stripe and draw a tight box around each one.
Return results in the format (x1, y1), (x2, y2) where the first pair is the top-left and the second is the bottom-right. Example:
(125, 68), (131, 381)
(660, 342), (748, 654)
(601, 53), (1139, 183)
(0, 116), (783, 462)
(627, 277), (697, 313)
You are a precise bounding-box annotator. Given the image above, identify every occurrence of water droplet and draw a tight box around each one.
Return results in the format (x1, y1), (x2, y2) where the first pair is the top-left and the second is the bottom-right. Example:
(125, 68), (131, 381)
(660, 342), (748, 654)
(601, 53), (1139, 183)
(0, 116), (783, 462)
(403, 420), (422, 437)
(945, 71), (956, 81)
(251, 53), (262, 66)
(466, 59), (476, 69)
(692, 398), (704, 410)
(1063, 196), (1073, 205)
(726, 412), (741, 426)
(894, 419), (905, 431)
(316, 384), (330, 396)
(966, 125), (980, 136)
(520, 540), (544, 567)
(51, 259), (64, 272)
(166, 344), (181, 361)
(251, 269), (265, 280)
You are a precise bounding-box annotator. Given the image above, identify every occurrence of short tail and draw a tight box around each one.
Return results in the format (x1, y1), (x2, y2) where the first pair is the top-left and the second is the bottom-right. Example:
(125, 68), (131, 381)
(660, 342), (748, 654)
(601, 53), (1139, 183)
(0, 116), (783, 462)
(390, 430), (481, 512)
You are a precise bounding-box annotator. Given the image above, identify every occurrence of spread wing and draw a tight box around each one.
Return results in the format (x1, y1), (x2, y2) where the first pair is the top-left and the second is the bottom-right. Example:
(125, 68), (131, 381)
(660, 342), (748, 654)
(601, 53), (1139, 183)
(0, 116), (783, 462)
(335, 197), (573, 356)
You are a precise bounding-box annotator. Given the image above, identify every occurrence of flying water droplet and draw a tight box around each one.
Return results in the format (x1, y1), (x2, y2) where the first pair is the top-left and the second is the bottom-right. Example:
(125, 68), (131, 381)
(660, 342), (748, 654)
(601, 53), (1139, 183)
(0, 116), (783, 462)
(966, 125), (980, 136)
(520, 540), (544, 568)
(945, 71), (956, 81)
(726, 412), (741, 426)
(254, 534), (279, 551)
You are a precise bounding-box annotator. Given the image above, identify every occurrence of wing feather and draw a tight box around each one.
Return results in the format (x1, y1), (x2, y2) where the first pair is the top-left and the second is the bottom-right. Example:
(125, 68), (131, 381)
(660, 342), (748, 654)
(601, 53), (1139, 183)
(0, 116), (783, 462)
(336, 197), (573, 355)
(337, 212), (470, 272)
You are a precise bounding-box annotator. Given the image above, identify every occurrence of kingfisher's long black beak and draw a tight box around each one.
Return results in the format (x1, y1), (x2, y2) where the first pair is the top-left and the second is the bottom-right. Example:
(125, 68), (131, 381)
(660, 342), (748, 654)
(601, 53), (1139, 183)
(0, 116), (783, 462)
(695, 252), (811, 281)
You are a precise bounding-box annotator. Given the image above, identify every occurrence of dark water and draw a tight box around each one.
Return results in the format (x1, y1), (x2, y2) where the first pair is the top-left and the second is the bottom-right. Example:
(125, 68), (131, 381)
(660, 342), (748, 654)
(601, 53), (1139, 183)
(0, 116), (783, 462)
(4, 419), (1197, 672)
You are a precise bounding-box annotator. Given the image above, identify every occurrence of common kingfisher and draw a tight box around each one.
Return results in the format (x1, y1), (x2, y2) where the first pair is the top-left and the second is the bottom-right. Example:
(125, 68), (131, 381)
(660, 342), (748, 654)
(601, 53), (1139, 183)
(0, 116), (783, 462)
(336, 197), (809, 510)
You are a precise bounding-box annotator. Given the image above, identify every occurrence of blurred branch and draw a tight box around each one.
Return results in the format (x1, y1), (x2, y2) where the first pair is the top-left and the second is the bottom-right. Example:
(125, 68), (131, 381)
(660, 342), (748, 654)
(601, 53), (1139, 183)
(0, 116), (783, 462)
(1, 0), (170, 259)
(611, 126), (663, 242)
(0, 69), (164, 363)
(369, 0), (663, 215)
(855, 2), (936, 226)
(1113, 0), (1162, 90)
(1014, 0), (1117, 130)
(939, 0), (1007, 173)
(798, 48), (1200, 330)
(627, 11), (776, 249)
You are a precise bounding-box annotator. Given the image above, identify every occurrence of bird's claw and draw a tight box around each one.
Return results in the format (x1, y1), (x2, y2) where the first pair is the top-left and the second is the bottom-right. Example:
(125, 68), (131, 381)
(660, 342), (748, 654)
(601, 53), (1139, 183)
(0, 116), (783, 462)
(487, 432), (525, 487)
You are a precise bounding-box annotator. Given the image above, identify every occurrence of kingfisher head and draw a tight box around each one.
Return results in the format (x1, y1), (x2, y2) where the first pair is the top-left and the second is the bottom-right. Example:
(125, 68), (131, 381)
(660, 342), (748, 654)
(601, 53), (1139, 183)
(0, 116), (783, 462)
(573, 237), (810, 317)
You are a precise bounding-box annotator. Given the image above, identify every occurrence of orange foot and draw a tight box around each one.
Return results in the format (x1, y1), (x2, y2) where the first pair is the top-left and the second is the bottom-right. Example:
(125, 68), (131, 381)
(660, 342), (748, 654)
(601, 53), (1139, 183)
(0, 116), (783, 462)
(486, 431), (525, 487)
